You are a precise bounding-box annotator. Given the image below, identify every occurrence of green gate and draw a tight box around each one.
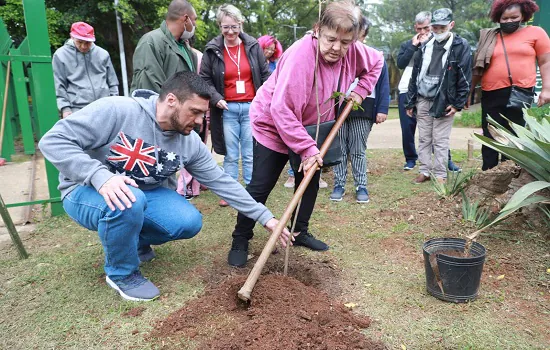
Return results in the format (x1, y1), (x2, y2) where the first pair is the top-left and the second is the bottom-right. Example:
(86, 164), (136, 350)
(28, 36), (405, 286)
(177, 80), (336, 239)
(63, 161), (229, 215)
(0, 0), (62, 216)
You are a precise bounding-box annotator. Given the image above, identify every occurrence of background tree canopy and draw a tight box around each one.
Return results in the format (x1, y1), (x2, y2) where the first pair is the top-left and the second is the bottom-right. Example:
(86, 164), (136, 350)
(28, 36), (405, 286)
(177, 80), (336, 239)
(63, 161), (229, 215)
(0, 0), (499, 91)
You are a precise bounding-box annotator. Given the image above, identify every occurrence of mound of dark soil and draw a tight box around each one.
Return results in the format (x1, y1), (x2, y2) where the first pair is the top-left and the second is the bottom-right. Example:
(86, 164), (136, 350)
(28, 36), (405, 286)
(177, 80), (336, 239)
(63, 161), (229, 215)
(149, 274), (385, 349)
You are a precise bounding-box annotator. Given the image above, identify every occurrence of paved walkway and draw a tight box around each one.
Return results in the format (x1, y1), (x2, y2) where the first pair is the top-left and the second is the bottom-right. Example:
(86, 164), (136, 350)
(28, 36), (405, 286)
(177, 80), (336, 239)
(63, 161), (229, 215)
(367, 118), (481, 150)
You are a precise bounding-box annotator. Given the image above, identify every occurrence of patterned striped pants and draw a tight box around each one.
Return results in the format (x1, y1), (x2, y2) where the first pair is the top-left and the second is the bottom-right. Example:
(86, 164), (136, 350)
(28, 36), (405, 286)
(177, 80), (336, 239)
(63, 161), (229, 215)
(333, 117), (373, 188)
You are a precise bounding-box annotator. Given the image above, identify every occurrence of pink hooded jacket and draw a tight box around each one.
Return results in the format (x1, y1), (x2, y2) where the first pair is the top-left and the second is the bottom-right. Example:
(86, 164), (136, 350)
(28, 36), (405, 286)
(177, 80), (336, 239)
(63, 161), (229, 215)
(250, 34), (384, 160)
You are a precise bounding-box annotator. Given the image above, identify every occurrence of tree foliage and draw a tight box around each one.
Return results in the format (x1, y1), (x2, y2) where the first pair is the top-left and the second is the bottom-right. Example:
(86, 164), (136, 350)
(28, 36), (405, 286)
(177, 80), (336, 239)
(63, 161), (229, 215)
(0, 0), (494, 90)
(0, 0), (325, 88)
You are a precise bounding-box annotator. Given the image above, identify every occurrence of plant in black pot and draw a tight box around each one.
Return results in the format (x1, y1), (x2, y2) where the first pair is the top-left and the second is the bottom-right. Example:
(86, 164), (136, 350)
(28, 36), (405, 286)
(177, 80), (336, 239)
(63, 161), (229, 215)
(423, 112), (550, 303)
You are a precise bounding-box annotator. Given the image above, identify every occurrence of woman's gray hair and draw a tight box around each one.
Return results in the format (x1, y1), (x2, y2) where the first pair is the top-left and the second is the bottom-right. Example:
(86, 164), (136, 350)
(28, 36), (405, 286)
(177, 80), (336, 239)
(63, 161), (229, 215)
(415, 11), (432, 24)
(316, 1), (360, 40)
(216, 4), (244, 25)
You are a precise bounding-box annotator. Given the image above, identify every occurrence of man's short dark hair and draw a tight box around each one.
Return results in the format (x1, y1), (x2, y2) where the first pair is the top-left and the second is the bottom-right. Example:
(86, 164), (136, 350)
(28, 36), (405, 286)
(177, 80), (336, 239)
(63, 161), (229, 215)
(159, 71), (212, 103)
(166, 0), (194, 21)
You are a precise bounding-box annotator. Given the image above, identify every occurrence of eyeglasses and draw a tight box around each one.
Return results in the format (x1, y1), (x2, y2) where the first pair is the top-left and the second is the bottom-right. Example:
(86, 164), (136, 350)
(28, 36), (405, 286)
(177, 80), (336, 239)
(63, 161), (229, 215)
(220, 25), (241, 32)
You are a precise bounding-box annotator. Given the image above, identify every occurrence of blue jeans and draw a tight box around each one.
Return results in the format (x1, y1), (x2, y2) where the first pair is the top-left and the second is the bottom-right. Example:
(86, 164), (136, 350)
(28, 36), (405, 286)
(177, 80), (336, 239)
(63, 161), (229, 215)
(223, 102), (253, 184)
(63, 185), (202, 281)
(398, 93), (418, 163)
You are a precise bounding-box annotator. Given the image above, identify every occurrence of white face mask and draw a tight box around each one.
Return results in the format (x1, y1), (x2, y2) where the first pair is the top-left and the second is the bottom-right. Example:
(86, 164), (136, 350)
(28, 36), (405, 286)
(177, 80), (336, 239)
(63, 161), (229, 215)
(180, 19), (195, 41)
(433, 31), (450, 42)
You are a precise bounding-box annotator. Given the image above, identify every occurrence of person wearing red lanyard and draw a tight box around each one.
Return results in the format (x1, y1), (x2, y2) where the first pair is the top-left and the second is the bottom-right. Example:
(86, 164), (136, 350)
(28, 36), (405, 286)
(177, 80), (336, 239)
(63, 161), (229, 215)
(201, 4), (269, 207)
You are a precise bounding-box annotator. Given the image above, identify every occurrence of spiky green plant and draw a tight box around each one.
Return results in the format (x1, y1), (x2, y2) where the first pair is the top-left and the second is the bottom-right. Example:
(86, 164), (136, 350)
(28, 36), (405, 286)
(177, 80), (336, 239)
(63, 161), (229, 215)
(467, 112), (550, 242)
(430, 168), (477, 199)
(461, 191), (492, 228)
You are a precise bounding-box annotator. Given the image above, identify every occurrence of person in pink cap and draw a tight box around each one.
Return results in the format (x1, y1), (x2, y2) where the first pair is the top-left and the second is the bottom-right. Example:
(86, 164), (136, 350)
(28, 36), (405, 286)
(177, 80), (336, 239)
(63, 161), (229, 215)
(52, 21), (119, 118)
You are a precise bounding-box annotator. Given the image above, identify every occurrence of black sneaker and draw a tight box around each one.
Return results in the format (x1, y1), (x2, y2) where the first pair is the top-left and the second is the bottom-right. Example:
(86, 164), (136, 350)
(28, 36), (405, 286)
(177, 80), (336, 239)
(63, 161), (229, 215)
(138, 245), (156, 263)
(294, 231), (329, 251)
(227, 237), (249, 267)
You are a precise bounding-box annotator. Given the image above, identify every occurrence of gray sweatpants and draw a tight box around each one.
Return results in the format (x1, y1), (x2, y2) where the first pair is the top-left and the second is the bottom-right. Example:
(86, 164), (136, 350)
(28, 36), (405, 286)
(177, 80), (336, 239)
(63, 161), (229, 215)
(416, 97), (454, 179)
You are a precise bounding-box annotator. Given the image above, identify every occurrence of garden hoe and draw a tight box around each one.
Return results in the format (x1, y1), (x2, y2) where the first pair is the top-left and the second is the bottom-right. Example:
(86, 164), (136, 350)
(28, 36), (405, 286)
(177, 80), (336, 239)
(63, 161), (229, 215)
(238, 99), (355, 302)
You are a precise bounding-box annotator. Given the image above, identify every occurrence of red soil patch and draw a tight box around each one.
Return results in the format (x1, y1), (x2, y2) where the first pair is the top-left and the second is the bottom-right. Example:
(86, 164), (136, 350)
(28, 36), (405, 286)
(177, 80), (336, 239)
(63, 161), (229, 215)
(122, 306), (146, 317)
(149, 274), (385, 349)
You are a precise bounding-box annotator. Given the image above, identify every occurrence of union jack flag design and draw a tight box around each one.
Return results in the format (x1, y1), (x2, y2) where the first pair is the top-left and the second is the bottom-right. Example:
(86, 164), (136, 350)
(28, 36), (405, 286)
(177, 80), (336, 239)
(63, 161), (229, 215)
(106, 132), (180, 185)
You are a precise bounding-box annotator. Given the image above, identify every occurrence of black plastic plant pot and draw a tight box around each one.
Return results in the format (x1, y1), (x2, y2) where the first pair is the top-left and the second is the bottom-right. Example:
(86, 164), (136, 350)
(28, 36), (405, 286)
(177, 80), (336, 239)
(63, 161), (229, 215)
(423, 237), (486, 303)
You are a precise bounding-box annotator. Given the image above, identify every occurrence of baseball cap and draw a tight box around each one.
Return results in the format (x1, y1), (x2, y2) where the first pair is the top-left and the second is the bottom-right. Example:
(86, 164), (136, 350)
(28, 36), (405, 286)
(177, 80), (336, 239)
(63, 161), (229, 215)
(431, 8), (453, 26)
(70, 22), (96, 42)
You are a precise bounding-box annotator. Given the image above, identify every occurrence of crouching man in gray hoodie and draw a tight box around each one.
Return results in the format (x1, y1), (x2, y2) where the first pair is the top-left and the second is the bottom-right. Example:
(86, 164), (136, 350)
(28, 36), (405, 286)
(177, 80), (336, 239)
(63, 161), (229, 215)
(39, 71), (292, 302)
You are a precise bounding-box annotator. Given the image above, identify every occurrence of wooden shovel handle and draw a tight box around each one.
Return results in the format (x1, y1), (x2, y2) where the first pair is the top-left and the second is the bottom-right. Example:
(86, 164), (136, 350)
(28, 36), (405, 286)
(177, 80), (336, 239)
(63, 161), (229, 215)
(238, 99), (355, 301)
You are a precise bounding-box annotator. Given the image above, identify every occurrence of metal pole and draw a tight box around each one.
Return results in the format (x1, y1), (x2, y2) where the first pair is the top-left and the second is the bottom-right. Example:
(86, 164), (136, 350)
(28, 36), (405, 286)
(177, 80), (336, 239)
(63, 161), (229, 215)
(114, 0), (129, 96)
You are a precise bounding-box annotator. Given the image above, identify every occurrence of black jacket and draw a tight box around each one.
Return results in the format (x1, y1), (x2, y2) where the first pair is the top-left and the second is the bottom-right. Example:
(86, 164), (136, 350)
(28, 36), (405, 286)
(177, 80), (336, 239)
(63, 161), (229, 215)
(405, 34), (472, 118)
(200, 32), (269, 155)
(396, 39), (421, 70)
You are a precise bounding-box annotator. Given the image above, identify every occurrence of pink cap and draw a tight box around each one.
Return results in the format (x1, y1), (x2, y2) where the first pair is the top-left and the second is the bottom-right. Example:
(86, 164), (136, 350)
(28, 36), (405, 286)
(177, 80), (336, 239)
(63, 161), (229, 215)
(70, 22), (96, 42)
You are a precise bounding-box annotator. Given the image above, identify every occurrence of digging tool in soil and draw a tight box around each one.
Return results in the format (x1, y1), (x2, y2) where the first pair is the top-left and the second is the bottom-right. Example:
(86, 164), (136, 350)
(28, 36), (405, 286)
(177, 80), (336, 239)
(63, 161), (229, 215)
(238, 99), (355, 302)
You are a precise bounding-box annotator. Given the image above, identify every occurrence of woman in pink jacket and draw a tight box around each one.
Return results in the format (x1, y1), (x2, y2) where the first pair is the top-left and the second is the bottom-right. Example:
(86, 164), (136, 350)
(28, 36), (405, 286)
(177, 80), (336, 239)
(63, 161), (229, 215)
(228, 1), (384, 267)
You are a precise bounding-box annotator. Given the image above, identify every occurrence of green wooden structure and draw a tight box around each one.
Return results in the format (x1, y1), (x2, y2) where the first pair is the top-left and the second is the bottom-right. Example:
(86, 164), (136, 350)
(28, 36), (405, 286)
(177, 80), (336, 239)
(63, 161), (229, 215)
(0, 0), (62, 216)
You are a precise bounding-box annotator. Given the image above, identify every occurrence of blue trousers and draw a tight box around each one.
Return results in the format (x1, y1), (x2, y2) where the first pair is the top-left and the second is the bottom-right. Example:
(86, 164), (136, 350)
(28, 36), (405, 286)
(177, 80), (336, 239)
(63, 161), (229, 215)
(63, 185), (202, 281)
(223, 102), (253, 184)
(398, 93), (418, 163)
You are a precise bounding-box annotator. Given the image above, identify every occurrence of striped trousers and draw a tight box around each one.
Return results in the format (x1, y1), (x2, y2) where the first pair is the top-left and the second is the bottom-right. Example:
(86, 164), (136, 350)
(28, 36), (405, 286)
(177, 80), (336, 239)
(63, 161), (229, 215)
(333, 116), (373, 188)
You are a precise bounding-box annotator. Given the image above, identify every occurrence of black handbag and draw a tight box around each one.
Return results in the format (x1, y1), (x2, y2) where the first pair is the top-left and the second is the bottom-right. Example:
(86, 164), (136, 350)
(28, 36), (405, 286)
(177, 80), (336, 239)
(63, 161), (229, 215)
(500, 32), (535, 110)
(288, 120), (342, 170)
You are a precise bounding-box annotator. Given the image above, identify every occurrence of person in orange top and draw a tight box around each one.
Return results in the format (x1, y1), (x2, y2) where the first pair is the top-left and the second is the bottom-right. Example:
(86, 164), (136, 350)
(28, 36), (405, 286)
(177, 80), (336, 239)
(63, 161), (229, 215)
(470, 0), (550, 170)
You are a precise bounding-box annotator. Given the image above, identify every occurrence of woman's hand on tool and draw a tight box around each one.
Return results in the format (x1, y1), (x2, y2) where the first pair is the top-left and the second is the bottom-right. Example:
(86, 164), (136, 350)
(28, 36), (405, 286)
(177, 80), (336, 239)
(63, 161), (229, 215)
(348, 91), (363, 105)
(264, 218), (294, 247)
(299, 154), (323, 173)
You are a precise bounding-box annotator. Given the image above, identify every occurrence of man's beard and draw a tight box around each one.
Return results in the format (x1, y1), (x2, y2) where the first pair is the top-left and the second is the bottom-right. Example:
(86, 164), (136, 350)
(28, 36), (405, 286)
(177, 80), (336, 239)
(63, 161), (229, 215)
(170, 109), (191, 135)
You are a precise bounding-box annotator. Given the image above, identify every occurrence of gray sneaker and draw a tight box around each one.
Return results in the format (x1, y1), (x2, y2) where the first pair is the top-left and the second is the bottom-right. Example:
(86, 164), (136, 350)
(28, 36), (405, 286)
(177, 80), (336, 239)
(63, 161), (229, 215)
(330, 186), (345, 201)
(106, 271), (160, 301)
(356, 186), (370, 203)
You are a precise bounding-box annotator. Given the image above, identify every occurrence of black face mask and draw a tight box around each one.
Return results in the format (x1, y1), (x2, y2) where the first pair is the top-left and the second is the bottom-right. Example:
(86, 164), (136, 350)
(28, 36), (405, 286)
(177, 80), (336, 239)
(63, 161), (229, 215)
(500, 21), (521, 34)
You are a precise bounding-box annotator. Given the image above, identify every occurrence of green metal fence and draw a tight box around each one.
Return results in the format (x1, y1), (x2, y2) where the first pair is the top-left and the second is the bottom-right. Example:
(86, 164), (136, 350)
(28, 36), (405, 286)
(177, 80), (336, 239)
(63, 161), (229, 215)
(0, 0), (63, 216)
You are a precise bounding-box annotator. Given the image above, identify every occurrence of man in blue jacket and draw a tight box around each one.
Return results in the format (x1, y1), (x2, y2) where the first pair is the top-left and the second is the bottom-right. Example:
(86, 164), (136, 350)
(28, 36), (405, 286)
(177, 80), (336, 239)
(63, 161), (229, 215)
(330, 16), (389, 204)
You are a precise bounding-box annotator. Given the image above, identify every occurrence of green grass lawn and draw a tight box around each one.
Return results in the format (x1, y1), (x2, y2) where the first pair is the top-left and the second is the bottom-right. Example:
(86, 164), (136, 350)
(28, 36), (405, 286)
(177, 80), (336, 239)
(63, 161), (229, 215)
(1, 150), (548, 349)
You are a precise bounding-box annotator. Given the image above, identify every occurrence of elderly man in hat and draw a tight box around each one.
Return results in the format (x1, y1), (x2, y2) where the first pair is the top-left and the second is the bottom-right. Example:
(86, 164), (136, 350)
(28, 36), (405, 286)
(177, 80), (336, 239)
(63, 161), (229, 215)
(405, 8), (472, 184)
(52, 22), (119, 118)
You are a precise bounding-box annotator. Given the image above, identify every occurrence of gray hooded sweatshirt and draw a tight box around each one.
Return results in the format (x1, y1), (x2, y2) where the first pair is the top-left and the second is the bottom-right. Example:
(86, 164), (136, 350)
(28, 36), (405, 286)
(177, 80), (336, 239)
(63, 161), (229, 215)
(38, 90), (274, 226)
(52, 39), (119, 113)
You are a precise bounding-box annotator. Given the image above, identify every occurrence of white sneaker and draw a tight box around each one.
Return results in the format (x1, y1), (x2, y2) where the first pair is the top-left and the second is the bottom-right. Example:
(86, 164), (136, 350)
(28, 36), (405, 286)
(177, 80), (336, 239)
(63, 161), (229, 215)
(319, 177), (328, 189)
